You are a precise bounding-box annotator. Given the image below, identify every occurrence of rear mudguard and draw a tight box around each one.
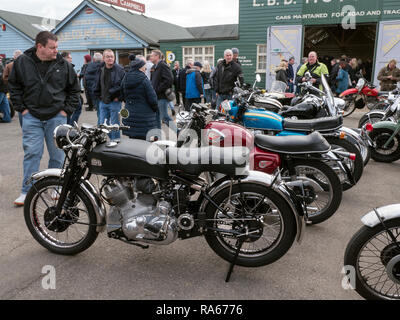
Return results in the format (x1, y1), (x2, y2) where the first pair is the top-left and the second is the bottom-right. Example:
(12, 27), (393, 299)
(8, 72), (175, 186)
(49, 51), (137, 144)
(361, 204), (400, 228)
(340, 88), (358, 97)
(373, 121), (400, 132)
(31, 169), (106, 232)
(200, 170), (305, 243)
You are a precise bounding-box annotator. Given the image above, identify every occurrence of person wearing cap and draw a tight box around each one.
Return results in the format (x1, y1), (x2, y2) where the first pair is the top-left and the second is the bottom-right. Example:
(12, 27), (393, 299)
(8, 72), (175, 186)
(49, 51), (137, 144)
(232, 48), (241, 66)
(377, 59), (400, 91)
(185, 61), (204, 110)
(121, 57), (159, 141)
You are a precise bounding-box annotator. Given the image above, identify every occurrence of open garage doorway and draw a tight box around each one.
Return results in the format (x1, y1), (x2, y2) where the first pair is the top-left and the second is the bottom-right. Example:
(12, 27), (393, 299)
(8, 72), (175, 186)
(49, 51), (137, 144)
(304, 23), (377, 82)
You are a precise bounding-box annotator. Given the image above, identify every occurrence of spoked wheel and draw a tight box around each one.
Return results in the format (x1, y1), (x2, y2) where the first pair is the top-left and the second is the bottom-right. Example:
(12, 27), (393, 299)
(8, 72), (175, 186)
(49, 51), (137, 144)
(370, 128), (400, 163)
(344, 218), (400, 300)
(284, 159), (342, 225)
(204, 183), (297, 267)
(24, 177), (99, 255)
(325, 137), (364, 191)
(342, 95), (357, 118)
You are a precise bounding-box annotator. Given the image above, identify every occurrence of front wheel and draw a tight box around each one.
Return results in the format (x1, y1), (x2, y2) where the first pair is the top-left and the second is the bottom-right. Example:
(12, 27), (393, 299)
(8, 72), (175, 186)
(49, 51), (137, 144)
(204, 183), (297, 267)
(342, 95), (357, 118)
(370, 128), (400, 163)
(24, 177), (99, 255)
(344, 218), (400, 300)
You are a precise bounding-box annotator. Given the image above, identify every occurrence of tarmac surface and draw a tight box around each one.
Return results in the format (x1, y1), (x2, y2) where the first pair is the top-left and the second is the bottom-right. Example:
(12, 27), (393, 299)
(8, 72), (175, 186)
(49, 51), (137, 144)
(1, 108), (399, 300)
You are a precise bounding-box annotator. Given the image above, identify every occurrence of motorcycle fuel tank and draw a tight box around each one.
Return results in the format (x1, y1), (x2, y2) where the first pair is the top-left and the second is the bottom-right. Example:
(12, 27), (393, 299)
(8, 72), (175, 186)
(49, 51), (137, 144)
(205, 120), (254, 148)
(88, 139), (169, 180)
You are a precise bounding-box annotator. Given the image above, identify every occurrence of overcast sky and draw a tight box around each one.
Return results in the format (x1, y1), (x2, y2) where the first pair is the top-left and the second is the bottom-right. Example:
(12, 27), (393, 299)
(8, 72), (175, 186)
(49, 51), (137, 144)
(0, 0), (239, 27)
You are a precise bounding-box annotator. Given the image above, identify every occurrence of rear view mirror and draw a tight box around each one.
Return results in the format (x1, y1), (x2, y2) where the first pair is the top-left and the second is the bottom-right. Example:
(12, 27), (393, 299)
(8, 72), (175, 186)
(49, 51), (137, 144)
(256, 74), (261, 83)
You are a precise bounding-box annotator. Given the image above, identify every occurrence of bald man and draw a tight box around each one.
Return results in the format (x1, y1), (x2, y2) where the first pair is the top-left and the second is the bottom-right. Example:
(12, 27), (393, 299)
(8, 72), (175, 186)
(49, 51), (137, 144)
(296, 51), (329, 90)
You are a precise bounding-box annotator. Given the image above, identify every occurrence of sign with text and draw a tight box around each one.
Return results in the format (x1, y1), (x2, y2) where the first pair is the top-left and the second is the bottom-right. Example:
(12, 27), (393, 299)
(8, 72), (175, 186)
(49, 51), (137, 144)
(98, 0), (145, 14)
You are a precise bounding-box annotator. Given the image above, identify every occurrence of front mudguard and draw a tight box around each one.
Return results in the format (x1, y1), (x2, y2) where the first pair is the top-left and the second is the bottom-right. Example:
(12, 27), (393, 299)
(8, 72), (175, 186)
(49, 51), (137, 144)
(373, 120), (399, 132)
(361, 204), (400, 228)
(31, 169), (106, 232)
(200, 170), (305, 244)
(340, 88), (358, 97)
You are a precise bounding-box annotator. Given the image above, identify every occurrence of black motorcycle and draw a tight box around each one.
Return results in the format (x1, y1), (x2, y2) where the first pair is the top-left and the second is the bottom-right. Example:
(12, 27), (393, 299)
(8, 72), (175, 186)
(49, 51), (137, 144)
(23, 122), (306, 281)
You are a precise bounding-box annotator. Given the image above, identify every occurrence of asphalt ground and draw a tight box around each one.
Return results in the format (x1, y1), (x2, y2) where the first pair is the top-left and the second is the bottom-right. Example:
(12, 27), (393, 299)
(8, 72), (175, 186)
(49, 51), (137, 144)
(0, 107), (399, 301)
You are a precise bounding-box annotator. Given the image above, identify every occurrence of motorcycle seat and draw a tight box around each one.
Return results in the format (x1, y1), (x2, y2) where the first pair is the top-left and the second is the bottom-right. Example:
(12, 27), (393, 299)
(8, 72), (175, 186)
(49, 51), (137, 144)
(283, 116), (343, 132)
(254, 132), (331, 155)
(166, 146), (250, 177)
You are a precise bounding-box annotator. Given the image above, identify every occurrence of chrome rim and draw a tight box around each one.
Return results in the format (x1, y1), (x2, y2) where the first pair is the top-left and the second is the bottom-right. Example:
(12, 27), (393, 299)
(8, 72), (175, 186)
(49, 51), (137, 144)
(212, 192), (285, 258)
(356, 227), (400, 299)
(29, 185), (91, 249)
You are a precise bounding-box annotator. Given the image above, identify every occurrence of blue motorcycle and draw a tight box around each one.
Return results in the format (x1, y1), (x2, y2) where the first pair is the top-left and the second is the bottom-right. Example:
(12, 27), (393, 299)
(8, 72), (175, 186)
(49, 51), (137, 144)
(220, 74), (363, 191)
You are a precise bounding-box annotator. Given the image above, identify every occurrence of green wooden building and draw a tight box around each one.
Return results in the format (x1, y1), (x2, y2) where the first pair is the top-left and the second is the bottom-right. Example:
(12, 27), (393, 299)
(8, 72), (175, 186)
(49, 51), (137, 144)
(160, 0), (400, 88)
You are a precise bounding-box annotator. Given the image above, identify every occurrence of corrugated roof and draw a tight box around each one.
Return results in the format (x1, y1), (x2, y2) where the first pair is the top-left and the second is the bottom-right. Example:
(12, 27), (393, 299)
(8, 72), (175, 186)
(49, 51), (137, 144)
(89, 0), (195, 45)
(187, 24), (239, 40)
(0, 9), (60, 40)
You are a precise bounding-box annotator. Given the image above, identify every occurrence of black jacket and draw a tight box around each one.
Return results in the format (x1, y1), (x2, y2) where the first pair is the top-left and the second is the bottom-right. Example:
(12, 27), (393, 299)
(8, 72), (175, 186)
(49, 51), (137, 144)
(172, 68), (180, 90)
(93, 62), (125, 103)
(84, 61), (102, 95)
(275, 68), (288, 84)
(214, 60), (244, 95)
(178, 66), (190, 93)
(0, 64), (6, 93)
(151, 60), (173, 100)
(122, 68), (158, 139)
(8, 47), (80, 120)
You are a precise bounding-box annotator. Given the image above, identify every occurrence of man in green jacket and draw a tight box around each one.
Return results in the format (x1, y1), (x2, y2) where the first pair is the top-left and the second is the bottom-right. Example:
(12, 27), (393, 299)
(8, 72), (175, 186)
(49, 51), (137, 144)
(296, 51), (329, 91)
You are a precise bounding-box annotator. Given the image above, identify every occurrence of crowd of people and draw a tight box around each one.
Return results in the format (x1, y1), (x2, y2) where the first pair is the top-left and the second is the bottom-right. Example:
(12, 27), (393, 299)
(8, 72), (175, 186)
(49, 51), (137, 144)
(0, 31), (244, 206)
(275, 52), (400, 96)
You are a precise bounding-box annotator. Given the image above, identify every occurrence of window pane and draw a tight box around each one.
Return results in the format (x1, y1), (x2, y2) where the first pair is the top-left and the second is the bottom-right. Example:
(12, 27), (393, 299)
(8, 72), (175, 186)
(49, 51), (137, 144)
(184, 48), (192, 55)
(195, 47), (202, 55)
(258, 45), (267, 54)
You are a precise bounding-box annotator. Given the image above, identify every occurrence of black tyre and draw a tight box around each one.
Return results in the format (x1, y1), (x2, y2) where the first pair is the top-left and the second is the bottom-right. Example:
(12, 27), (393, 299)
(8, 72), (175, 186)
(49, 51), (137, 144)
(24, 177), (99, 255)
(370, 102), (389, 111)
(204, 183), (297, 267)
(344, 218), (400, 300)
(288, 159), (342, 225)
(325, 137), (364, 191)
(370, 128), (400, 163)
(358, 112), (385, 129)
(342, 95), (357, 118)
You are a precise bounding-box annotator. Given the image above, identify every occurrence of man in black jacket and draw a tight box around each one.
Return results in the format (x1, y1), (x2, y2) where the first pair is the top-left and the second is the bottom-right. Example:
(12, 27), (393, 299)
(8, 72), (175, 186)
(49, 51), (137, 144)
(84, 52), (103, 123)
(178, 59), (193, 111)
(215, 49), (244, 108)
(150, 50), (176, 134)
(172, 61), (181, 107)
(8, 31), (80, 206)
(93, 49), (125, 141)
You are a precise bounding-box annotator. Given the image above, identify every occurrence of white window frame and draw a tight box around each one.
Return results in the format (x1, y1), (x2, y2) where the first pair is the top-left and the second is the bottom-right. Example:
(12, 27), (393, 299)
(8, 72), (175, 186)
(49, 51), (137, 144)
(182, 45), (215, 67)
(256, 44), (267, 73)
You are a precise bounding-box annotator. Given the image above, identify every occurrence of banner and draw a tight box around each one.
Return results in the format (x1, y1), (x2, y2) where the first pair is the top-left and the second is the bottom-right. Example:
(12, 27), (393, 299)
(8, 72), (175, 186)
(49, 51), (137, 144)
(98, 0), (145, 14)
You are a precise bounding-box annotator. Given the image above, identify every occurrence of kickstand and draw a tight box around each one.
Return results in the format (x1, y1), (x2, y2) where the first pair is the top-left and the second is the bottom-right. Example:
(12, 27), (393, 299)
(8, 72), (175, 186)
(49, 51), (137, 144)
(225, 237), (245, 283)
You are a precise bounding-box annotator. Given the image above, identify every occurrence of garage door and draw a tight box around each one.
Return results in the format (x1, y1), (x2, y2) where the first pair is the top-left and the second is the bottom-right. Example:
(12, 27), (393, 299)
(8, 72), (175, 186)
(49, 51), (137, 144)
(373, 20), (400, 88)
(266, 25), (303, 90)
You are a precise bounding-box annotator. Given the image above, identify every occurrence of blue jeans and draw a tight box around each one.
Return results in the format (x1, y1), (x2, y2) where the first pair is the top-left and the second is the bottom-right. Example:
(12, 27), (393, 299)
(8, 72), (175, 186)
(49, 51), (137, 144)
(157, 99), (177, 133)
(204, 89), (212, 104)
(99, 101), (122, 140)
(216, 94), (232, 109)
(67, 100), (82, 126)
(21, 112), (67, 194)
(0, 92), (11, 123)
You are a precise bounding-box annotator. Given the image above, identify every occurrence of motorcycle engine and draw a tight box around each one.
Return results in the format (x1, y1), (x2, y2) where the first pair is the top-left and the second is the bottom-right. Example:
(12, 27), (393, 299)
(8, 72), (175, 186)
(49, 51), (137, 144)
(103, 178), (178, 245)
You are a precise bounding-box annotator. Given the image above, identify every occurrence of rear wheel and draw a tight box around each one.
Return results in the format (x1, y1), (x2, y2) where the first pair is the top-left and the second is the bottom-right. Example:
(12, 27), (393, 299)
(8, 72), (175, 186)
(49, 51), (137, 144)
(358, 112), (386, 129)
(204, 183), (297, 267)
(370, 128), (400, 163)
(284, 159), (342, 225)
(344, 218), (400, 300)
(325, 137), (364, 191)
(24, 177), (99, 255)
